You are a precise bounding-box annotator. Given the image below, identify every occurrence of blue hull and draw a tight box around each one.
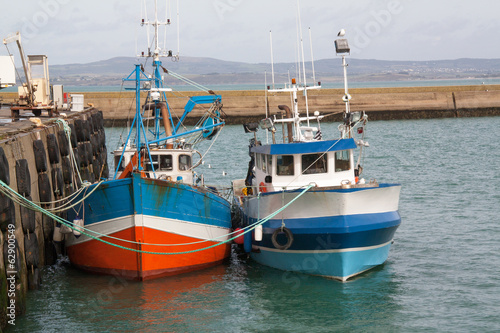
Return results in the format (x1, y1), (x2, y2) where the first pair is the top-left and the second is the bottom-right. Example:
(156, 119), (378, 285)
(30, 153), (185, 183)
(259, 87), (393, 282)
(240, 184), (401, 281)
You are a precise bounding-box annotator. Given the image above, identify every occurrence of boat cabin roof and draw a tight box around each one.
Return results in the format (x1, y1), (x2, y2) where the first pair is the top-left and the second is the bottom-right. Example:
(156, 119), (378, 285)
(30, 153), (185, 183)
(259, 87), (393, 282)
(250, 138), (357, 155)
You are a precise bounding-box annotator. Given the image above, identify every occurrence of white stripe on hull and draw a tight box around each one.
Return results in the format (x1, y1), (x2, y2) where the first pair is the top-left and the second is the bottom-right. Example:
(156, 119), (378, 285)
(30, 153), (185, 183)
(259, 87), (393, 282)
(245, 185), (401, 220)
(66, 214), (230, 246)
(253, 240), (393, 254)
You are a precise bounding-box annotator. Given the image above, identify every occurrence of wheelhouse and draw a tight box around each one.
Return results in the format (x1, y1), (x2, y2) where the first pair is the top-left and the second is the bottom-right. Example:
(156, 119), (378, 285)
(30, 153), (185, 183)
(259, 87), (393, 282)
(114, 147), (194, 183)
(250, 138), (358, 192)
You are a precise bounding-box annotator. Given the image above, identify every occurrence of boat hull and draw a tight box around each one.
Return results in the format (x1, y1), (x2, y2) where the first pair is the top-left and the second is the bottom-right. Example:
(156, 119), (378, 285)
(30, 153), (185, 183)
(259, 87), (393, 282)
(66, 174), (231, 280)
(239, 183), (401, 281)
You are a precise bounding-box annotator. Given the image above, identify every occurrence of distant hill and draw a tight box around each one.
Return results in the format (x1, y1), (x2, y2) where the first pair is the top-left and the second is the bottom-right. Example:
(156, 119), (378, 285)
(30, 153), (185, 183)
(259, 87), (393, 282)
(42, 56), (500, 86)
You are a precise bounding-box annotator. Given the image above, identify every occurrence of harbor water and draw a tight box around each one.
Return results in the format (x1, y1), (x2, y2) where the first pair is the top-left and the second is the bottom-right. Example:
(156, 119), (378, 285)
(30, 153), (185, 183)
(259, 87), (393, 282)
(10, 116), (500, 332)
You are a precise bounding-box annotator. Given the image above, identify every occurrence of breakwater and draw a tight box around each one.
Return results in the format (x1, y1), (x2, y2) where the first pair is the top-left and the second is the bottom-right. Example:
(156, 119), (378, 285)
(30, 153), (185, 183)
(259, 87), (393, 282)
(0, 108), (108, 330)
(3, 85), (499, 125)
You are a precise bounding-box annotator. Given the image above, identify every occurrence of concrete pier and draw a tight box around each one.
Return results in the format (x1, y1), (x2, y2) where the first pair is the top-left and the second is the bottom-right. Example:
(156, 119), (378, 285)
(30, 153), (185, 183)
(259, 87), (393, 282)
(3, 85), (498, 126)
(0, 107), (108, 329)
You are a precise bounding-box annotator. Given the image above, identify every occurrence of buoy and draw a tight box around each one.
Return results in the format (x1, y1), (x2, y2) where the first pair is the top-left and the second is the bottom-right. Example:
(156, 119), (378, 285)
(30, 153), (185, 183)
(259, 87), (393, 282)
(254, 225), (263, 242)
(259, 182), (267, 193)
(73, 216), (84, 237)
(60, 222), (73, 234)
(233, 228), (244, 245)
(53, 223), (63, 242)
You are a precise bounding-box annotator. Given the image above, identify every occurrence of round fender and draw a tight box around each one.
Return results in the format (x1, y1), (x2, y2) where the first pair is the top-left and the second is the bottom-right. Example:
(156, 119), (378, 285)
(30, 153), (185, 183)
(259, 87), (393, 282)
(61, 156), (73, 185)
(89, 114), (96, 134)
(33, 140), (48, 173)
(92, 157), (101, 180)
(28, 267), (41, 290)
(84, 142), (93, 164)
(259, 182), (267, 193)
(38, 172), (52, 203)
(0, 194), (14, 232)
(16, 159), (31, 197)
(47, 133), (60, 164)
(77, 143), (88, 167)
(74, 119), (85, 142)
(57, 130), (70, 157)
(68, 123), (78, 147)
(20, 195), (36, 233)
(51, 168), (64, 197)
(233, 228), (244, 245)
(271, 227), (294, 250)
(0, 147), (9, 185)
(98, 111), (104, 129)
(42, 213), (54, 240)
(24, 233), (40, 268)
(91, 134), (99, 156)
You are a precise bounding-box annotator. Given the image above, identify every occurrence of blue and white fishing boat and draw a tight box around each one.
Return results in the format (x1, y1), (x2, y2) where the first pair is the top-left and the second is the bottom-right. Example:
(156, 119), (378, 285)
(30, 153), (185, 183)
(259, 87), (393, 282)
(232, 33), (401, 281)
(65, 1), (231, 280)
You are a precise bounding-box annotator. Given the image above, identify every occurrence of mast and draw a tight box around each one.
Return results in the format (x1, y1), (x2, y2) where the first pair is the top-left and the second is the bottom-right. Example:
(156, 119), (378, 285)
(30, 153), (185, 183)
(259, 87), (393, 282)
(334, 30), (351, 138)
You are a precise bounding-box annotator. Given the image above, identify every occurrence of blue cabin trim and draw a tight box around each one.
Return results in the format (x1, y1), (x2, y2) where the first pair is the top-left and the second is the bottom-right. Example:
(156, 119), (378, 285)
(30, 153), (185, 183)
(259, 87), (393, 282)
(250, 138), (357, 155)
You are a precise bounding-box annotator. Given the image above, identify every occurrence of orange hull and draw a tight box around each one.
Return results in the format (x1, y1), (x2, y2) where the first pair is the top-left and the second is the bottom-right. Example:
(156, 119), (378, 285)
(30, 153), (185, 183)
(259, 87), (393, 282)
(66, 226), (231, 280)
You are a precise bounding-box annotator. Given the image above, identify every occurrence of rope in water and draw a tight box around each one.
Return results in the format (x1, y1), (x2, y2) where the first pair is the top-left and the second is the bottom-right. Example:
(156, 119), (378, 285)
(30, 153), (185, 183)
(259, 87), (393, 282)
(0, 179), (313, 254)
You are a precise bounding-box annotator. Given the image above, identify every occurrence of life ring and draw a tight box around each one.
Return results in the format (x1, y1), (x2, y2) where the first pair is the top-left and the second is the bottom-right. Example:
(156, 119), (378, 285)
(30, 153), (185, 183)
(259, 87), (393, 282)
(271, 227), (294, 250)
(259, 182), (267, 193)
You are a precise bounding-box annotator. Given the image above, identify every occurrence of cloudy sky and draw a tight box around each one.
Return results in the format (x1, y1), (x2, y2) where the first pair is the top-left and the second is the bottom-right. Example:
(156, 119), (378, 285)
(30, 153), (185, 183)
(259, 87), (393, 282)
(1, 0), (499, 65)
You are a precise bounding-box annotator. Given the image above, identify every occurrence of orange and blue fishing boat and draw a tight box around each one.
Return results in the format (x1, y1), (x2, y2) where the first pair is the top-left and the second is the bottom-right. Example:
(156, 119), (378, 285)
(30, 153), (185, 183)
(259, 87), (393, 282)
(65, 2), (231, 280)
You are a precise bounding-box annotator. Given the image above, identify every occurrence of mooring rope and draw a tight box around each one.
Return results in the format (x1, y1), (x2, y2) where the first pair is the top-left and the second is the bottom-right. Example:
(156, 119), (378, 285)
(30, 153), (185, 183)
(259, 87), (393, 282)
(0, 179), (313, 255)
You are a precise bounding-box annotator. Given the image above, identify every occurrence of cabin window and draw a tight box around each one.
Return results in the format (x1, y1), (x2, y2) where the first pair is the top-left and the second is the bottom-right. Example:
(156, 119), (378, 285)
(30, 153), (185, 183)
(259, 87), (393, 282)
(335, 150), (351, 172)
(267, 155), (272, 174)
(114, 156), (125, 172)
(261, 154), (267, 173)
(144, 154), (159, 171)
(276, 155), (294, 176)
(159, 155), (173, 171)
(255, 153), (262, 170)
(302, 153), (327, 174)
(179, 154), (192, 171)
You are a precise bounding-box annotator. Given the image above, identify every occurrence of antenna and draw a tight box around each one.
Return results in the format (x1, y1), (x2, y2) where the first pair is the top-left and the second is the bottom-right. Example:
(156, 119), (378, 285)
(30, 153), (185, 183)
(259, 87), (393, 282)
(163, 0), (168, 54)
(309, 27), (316, 85)
(176, 0), (180, 58)
(295, 13), (301, 85)
(269, 30), (275, 90)
(296, 0), (310, 126)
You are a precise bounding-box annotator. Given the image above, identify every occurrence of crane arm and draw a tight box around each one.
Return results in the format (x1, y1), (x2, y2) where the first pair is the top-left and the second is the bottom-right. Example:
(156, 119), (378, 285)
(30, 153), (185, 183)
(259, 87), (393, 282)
(3, 32), (34, 105)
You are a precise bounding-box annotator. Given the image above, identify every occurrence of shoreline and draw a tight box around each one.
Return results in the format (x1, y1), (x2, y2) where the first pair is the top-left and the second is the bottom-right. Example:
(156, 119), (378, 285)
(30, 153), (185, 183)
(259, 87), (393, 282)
(2, 84), (500, 125)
